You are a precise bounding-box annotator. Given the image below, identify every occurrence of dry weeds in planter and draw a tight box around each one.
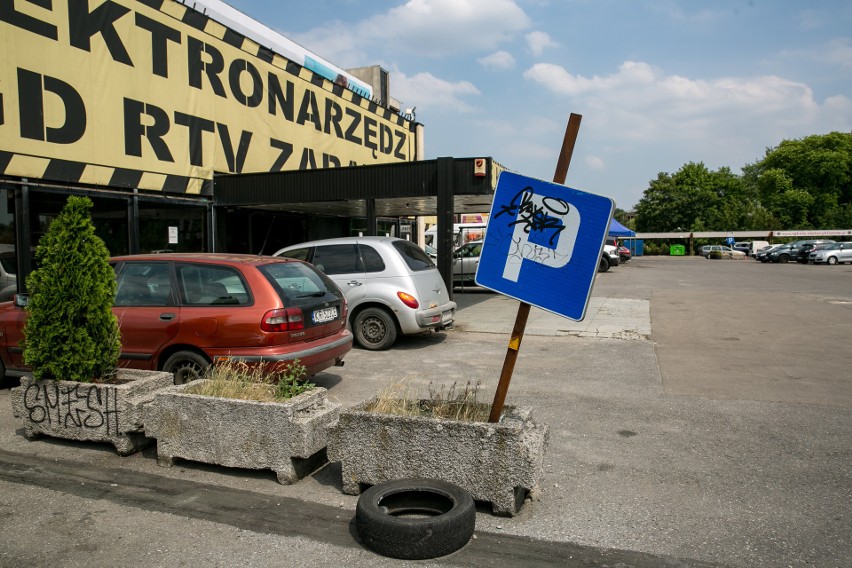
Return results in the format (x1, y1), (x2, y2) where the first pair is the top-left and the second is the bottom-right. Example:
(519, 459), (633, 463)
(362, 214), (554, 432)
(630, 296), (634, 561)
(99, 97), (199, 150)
(143, 359), (338, 484)
(364, 379), (492, 422)
(328, 379), (549, 515)
(184, 359), (313, 402)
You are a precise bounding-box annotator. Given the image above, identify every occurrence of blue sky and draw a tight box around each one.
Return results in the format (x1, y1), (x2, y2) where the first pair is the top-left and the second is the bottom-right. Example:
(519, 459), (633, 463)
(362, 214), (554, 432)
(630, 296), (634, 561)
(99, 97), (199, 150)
(226, 0), (851, 211)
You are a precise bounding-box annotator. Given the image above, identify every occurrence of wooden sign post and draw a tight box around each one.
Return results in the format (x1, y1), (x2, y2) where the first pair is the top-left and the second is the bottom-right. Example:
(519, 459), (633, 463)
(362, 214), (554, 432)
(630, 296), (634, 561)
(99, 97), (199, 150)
(488, 113), (583, 423)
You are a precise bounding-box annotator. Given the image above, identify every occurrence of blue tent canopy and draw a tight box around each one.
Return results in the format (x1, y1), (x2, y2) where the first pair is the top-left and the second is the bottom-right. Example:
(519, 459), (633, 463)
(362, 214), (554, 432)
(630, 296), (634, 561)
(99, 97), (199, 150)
(608, 218), (635, 237)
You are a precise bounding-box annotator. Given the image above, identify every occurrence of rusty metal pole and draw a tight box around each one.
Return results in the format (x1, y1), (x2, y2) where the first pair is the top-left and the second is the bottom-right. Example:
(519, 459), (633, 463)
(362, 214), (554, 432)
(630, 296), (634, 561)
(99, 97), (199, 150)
(488, 113), (582, 423)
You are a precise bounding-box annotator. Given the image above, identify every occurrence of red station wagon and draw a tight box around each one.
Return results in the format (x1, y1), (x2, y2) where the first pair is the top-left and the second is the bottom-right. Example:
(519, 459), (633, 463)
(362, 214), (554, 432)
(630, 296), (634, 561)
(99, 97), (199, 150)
(0, 254), (352, 384)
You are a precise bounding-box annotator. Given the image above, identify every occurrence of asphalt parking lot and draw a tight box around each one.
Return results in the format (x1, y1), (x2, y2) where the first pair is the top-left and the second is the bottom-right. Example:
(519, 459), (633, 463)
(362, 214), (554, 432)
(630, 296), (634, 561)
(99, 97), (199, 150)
(0, 256), (850, 567)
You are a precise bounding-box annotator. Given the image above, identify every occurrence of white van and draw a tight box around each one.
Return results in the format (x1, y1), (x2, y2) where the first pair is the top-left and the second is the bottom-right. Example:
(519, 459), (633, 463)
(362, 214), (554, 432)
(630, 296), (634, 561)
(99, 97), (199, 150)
(748, 240), (770, 256)
(424, 223), (486, 248)
(735, 241), (770, 256)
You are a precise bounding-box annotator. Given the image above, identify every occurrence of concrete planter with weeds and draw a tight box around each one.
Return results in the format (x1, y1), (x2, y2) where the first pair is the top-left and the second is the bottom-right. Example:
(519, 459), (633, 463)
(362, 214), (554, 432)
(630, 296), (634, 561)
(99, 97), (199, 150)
(144, 380), (340, 484)
(11, 369), (174, 455)
(328, 398), (549, 516)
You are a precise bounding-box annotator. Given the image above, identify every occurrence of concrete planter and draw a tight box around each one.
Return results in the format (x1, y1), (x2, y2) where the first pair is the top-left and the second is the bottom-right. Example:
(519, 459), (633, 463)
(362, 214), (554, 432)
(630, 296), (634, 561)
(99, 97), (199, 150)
(143, 382), (340, 484)
(328, 401), (549, 516)
(10, 369), (173, 455)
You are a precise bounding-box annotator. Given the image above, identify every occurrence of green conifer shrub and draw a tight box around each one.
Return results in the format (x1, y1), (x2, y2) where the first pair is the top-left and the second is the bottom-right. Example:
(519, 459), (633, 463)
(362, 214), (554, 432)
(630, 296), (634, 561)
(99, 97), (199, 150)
(23, 196), (121, 382)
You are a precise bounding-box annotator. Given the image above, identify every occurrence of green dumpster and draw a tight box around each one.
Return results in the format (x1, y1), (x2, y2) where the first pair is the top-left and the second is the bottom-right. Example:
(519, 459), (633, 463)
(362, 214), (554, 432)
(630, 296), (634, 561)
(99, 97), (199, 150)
(670, 244), (685, 256)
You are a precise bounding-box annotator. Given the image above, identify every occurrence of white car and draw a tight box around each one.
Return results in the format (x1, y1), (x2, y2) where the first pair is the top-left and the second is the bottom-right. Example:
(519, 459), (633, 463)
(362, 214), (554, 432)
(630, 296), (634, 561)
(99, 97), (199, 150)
(275, 237), (456, 350)
(809, 242), (852, 265)
(599, 244), (619, 272)
(703, 245), (746, 259)
(452, 240), (483, 283)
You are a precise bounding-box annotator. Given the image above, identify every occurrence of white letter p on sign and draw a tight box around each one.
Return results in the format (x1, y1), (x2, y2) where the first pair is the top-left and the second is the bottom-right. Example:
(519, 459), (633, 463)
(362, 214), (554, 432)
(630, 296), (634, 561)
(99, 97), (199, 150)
(501, 190), (581, 282)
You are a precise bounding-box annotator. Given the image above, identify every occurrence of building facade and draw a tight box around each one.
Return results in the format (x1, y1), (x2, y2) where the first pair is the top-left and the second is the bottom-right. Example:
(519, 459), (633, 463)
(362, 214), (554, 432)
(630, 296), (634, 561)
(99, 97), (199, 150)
(0, 0), (418, 295)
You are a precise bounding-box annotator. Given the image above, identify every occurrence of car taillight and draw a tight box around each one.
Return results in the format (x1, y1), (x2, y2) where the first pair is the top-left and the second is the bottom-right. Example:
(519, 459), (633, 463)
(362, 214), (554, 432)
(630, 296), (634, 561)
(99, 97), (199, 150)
(261, 307), (303, 332)
(397, 291), (419, 309)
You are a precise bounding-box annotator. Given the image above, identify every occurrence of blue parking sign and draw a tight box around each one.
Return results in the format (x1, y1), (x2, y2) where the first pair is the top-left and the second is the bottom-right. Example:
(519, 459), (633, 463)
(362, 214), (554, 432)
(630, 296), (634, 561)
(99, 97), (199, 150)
(475, 171), (614, 320)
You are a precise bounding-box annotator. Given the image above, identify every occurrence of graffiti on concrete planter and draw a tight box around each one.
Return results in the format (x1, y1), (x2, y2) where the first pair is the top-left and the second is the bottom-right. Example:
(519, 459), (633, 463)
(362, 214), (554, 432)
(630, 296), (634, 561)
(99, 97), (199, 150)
(22, 382), (120, 434)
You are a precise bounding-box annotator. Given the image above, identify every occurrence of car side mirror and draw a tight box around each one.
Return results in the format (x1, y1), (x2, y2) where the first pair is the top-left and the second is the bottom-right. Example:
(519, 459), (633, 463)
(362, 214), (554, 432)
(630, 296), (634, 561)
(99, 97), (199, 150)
(14, 293), (29, 308)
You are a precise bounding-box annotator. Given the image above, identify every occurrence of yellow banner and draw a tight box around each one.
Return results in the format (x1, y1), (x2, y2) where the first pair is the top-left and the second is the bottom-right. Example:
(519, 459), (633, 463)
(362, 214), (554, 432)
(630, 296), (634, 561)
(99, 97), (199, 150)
(0, 0), (414, 193)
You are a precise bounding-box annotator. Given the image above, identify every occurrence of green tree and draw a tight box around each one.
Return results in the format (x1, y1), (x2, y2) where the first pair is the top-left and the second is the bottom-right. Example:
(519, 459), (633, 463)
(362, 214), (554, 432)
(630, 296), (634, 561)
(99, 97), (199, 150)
(634, 162), (737, 232)
(23, 196), (120, 382)
(745, 132), (852, 228)
(613, 208), (633, 229)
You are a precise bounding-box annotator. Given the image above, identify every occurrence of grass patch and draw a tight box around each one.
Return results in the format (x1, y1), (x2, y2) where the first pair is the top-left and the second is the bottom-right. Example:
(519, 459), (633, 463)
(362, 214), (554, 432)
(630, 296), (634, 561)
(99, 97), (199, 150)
(364, 379), (492, 422)
(184, 359), (313, 402)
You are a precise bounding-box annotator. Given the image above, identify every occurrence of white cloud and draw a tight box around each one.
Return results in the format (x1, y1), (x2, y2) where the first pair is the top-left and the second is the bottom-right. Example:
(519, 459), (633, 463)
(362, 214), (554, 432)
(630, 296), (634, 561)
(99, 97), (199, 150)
(391, 70), (482, 114)
(283, 22), (366, 68)
(522, 60), (850, 142)
(291, 0), (531, 63)
(821, 38), (852, 71)
(797, 9), (824, 31)
(586, 156), (605, 170)
(478, 50), (516, 69)
(525, 31), (558, 56)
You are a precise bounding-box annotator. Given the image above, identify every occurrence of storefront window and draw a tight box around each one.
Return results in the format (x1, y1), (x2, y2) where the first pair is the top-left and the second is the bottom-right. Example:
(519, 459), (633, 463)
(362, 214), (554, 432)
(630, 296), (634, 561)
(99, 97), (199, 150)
(0, 189), (17, 301)
(349, 218), (413, 238)
(29, 191), (128, 255)
(138, 200), (206, 253)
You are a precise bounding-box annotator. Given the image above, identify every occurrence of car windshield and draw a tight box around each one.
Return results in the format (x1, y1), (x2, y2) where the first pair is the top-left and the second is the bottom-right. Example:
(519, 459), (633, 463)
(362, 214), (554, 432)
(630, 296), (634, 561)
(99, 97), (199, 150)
(259, 261), (340, 303)
(822, 243), (842, 250)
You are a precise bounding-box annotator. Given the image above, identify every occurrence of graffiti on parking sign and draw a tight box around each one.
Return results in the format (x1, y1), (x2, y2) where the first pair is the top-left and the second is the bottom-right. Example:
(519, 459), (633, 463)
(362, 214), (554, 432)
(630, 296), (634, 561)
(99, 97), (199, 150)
(475, 171), (613, 321)
(494, 187), (581, 282)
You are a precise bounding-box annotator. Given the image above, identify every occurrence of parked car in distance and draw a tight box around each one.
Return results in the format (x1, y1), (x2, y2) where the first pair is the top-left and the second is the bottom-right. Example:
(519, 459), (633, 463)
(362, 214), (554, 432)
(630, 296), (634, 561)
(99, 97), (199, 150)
(707, 246), (746, 259)
(0, 254), (352, 384)
(699, 245), (719, 257)
(275, 237), (455, 350)
(452, 240), (483, 283)
(809, 242), (852, 265)
(733, 240), (771, 256)
(423, 244), (438, 260)
(733, 241), (751, 255)
(767, 240), (833, 263)
(796, 240), (835, 263)
(0, 252), (17, 302)
(599, 244), (620, 272)
(756, 244), (782, 262)
(747, 240), (771, 256)
(618, 245), (631, 262)
(701, 245), (744, 259)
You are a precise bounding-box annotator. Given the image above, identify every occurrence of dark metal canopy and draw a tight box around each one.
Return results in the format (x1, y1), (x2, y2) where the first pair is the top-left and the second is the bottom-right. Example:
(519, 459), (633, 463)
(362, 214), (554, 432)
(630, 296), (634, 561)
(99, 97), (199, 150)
(213, 157), (503, 295)
(212, 157), (501, 217)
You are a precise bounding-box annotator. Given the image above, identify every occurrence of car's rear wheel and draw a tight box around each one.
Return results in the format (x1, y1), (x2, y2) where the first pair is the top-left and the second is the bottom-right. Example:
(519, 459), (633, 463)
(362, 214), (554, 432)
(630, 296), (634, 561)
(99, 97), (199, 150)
(354, 307), (398, 350)
(598, 256), (610, 272)
(827, 256), (838, 266)
(163, 350), (210, 385)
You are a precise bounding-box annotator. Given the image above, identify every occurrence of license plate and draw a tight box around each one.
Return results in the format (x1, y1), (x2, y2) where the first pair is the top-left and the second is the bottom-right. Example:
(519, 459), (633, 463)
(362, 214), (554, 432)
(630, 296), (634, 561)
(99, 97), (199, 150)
(441, 310), (453, 324)
(312, 307), (338, 324)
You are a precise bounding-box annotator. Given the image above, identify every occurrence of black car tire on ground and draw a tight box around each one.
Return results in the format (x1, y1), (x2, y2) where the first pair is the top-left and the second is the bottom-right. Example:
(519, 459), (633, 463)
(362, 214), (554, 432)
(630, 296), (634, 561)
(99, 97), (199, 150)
(356, 478), (476, 560)
(598, 255), (610, 272)
(353, 307), (398, 350)
(163, 350), (209, 384)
